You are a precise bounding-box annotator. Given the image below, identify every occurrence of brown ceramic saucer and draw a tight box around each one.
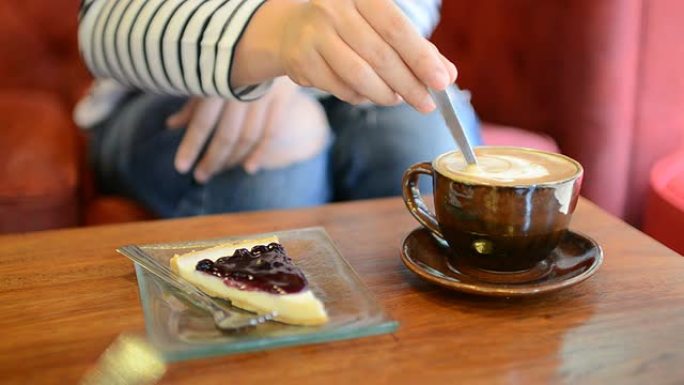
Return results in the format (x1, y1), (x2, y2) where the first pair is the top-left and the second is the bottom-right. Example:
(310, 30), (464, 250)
(400, 227), (603, 297)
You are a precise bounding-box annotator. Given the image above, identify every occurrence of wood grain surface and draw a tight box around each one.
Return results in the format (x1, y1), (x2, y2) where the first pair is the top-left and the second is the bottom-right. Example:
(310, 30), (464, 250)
(1, 197), (683, 385)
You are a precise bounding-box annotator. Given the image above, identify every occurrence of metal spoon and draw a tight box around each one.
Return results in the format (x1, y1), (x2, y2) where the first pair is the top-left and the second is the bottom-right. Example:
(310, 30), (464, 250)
(430, 89), (478, 165)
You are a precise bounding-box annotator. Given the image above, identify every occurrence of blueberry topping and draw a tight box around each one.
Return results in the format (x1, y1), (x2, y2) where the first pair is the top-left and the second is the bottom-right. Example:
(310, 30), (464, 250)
(194, 243), (307, 294)
(196, 259), (215, 272)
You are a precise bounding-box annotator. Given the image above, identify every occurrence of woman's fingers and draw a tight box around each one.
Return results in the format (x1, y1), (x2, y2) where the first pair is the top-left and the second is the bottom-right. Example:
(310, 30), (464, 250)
(334, 8), (434, 112)
(193, 101), (248, 183)
(223, 100), (269, 169)
(318, 31), (399, 106)
(276, 0), (458, 112)
(166, 98), (198, 129)
(304, 52), (366, 105)
(174, 98), (224, 173)
(356, 0), (452, 90)
(440, 53), (458, 84)
(242, 108), (278, 174)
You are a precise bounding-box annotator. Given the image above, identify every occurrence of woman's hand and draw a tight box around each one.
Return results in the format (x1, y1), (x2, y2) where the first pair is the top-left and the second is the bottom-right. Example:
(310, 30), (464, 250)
(233, 0), (457, 113)
(168, 78), (330, 183)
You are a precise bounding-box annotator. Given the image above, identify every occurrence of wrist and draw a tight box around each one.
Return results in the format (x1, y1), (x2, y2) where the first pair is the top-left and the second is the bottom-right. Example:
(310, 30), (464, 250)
(231, 0), (304, 88)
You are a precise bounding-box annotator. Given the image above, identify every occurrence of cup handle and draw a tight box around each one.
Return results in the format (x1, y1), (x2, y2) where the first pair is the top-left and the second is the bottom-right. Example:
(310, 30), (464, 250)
(402, 162), (445, 240)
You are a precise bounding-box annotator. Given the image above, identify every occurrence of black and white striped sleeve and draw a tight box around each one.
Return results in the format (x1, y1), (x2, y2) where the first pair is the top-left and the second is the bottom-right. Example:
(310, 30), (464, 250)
(78, 0), (270, 100)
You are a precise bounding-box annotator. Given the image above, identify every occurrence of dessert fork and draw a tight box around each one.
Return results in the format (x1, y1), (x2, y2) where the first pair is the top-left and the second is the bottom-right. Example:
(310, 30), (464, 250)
(118, 245), (276, 331)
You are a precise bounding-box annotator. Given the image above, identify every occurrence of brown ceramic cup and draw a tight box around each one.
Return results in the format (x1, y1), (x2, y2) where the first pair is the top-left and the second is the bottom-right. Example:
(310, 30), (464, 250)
(402, 147), (583, 272)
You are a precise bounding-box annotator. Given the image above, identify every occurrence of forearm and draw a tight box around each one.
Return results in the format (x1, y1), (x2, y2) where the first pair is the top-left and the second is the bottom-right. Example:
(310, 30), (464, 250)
(78, 0), (270, 99)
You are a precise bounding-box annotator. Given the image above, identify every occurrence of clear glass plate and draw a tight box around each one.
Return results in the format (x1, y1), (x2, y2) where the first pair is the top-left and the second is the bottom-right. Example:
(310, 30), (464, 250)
(132, 227), (398, 362)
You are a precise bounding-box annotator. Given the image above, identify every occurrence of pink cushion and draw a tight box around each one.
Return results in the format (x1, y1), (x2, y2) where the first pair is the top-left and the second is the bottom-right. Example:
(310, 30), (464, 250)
(644, 150), (684, 255)
(665, 168), (684, 208)
(481, 123), (560, 153)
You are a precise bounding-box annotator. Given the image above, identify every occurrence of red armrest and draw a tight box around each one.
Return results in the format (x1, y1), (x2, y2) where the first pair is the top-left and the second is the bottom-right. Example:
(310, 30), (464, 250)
(0, 91), (79, 233)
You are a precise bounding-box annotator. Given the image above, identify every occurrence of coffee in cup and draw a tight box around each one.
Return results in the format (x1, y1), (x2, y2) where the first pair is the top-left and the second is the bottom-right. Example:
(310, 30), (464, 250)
(402, 146), (583, 272)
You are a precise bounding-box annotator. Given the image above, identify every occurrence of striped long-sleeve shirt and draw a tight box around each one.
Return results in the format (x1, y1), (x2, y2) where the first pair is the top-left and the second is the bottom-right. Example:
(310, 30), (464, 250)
(75, 0), (442, 127)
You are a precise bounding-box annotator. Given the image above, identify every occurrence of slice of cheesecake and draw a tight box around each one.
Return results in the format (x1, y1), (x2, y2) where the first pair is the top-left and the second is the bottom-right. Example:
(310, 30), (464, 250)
(170, 236), (328, 326)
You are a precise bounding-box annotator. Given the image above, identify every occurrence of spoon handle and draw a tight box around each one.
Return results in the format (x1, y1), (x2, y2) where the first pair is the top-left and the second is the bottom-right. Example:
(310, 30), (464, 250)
(430, 89), (478, 165)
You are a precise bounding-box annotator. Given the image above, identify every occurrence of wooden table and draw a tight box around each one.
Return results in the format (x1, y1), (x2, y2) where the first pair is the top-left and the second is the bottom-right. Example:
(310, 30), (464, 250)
(2, 197), (684, 384)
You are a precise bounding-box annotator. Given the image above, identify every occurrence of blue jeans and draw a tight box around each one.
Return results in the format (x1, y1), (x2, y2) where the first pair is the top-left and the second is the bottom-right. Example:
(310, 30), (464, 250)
(90, 86), (482, 218)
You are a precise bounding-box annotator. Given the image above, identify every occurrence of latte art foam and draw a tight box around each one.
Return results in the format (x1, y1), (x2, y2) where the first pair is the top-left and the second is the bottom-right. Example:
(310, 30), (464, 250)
(435, 147), (580, 186)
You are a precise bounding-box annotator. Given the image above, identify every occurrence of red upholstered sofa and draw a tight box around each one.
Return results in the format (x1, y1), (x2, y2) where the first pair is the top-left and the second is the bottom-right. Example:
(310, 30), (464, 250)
(2, 1), (684, 234)
(0, 1), (153, 233)
(433, 0), (684, 224)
